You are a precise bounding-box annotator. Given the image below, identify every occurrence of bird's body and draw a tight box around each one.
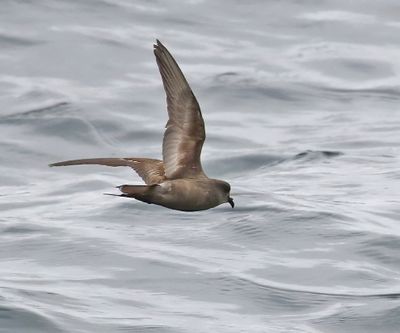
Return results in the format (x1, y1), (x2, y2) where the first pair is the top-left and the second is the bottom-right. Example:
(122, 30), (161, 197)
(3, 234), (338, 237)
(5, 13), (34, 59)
(50, 40), (234, 211)
(117, 178), (230, 211)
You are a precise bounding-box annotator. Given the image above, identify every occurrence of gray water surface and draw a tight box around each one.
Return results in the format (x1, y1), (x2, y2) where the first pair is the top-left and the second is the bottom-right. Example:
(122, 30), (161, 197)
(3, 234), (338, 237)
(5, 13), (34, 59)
(1, 1), (400, 332)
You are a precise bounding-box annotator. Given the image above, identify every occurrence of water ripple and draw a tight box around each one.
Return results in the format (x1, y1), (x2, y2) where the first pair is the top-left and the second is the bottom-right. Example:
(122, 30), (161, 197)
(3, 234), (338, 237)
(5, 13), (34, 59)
(1, 1), (400, 332)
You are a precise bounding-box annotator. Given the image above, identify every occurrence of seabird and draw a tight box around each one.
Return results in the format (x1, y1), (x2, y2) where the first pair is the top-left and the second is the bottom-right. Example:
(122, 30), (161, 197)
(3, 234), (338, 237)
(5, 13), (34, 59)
(50, 40), (234, 211)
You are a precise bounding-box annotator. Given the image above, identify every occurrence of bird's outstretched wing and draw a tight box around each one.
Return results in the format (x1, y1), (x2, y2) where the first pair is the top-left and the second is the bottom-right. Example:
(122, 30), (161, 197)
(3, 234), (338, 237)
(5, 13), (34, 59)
(153, 40), (207, 180)
(49, 158), (165, 185)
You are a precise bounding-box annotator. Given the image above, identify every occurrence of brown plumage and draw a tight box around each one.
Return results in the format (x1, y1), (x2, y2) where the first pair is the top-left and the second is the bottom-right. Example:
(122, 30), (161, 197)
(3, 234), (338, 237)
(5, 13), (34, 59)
(50, 40), (234, 211)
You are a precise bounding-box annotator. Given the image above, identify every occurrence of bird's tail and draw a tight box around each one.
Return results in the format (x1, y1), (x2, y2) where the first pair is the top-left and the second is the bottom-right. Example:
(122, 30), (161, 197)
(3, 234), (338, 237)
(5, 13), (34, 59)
(108, 184), (158, 204)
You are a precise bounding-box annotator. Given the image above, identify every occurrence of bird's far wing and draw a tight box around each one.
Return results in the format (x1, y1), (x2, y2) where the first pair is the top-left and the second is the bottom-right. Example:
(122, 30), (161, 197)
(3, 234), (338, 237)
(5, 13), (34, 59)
(153, 40), (207, 180)
(49, 158), (165, 185)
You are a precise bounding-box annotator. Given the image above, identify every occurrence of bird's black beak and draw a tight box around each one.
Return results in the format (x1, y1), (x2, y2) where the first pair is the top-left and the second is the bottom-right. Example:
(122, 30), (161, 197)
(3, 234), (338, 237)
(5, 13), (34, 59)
(228, 197), (234, 208)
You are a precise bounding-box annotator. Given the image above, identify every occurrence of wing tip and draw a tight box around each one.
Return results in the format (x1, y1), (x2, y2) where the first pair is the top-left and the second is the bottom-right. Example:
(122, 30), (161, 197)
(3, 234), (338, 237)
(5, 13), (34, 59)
(154, 39), (166, 53)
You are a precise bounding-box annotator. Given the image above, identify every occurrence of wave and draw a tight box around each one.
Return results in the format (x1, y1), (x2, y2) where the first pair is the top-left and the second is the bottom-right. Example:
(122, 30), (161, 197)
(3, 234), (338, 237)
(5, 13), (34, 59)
(292, 150), (344, 161)
(0, 33), (43, 48)
(0, 304), (64, 333)
(206, 150), (343, 177)
(1, 102), (70, 120)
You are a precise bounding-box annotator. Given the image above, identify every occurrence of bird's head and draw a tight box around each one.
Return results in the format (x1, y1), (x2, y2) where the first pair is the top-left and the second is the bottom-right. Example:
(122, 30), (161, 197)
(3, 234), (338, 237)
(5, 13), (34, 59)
(216, 180), (234, 208)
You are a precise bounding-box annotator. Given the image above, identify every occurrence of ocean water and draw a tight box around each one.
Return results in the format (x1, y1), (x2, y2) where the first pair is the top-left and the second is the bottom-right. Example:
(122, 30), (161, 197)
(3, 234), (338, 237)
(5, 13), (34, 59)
(1, 1), (400, 332)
